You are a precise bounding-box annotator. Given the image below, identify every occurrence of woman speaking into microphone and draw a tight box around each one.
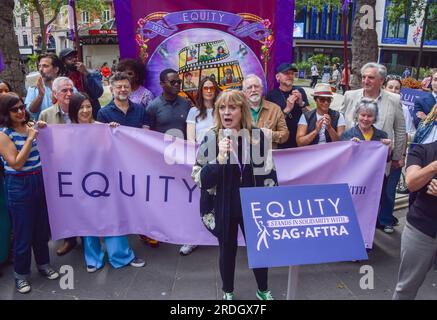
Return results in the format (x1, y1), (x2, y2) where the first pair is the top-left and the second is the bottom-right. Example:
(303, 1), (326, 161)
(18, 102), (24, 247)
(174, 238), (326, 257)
(192, 89), (277, 300)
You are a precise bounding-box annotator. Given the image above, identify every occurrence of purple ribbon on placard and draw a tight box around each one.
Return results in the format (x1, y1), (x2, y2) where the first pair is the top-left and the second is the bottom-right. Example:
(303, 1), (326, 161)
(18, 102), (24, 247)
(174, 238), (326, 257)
(140, 10), (271, 40)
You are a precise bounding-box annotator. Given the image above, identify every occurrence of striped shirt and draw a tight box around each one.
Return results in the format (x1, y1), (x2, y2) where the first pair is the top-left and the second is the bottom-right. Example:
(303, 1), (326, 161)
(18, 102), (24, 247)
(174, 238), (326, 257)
(1, 128), (41, 174)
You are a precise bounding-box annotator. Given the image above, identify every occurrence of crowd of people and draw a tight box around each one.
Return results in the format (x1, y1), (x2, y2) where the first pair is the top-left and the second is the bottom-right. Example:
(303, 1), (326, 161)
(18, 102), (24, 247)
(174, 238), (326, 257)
(0, 48), (436, 301)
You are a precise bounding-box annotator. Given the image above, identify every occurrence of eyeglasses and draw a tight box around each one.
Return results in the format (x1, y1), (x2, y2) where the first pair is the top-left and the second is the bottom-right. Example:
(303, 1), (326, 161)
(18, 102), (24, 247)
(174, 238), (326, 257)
(202, 86), (216, 92)
(10, 105), (25, 113)
(167, 80), (182, 86)
(113, 85), (130, 90)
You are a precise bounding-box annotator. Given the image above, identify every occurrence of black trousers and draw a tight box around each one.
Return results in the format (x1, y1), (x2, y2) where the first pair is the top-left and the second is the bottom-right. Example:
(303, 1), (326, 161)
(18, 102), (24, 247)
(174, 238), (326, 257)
(310, 76), (318, 88)
(218, 215), (268, 293)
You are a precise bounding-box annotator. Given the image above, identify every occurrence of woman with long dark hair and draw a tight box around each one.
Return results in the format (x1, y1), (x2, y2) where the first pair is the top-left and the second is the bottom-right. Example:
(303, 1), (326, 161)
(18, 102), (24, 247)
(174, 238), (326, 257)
(0, 93), (58, 294)
(180, 77), (221, 256)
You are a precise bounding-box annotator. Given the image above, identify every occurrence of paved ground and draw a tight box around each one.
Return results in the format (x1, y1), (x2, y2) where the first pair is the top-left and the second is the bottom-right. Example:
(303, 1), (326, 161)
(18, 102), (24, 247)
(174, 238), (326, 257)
(1, 205), (436, 300)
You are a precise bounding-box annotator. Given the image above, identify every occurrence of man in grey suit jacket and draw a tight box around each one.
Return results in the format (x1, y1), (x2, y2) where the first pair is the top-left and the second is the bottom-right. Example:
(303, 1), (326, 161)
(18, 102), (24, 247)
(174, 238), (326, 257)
(38, 76), (77, 256)
(340, 63), (406, 165)
(340, 62), (406, 233)
(39, 77), (74, 124)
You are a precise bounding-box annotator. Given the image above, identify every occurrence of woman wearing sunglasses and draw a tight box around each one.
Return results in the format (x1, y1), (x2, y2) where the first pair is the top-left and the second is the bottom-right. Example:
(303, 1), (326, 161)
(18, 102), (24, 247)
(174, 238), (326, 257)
(0, 93), (59, 294)
(180, 77), (221, 256)
(296, 83), (345, 146)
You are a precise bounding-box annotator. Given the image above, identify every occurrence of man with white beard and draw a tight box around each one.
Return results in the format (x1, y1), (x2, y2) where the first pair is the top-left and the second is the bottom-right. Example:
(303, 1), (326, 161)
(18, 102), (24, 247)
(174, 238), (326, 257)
(242, 74), (289, 149)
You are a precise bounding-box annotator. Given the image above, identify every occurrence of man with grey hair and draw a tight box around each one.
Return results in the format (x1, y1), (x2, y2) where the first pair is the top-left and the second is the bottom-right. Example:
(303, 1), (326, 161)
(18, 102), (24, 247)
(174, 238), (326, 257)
(340, 62), (406, 234)
(39, 77), (74, 124)
(38, 76), (77, 256)
(242, 74), (289, 149)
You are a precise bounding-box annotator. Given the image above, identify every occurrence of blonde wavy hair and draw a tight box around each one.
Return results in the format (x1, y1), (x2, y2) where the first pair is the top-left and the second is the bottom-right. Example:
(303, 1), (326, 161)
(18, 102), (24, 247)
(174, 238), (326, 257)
(423, 103), (437, 125)
(213, 89), (254, 132)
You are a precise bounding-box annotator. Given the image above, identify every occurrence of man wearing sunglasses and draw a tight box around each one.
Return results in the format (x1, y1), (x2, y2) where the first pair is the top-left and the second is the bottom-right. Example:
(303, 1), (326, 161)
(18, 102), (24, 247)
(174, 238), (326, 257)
(59, 48), (103, 119)
(146, 69), (191, 139)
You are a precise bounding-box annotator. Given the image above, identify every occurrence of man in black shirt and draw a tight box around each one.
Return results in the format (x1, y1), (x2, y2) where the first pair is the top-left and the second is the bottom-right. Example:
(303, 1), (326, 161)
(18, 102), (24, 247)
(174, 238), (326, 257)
(393, 141), (437, 300)
(265, 63), (310, 148)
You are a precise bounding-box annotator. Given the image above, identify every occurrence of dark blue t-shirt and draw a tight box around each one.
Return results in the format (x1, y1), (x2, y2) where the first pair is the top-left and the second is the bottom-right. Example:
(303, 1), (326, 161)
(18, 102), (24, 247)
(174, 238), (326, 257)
(265, 86), (309, 148)
(97, 100), (150, 128)
(146, 95), (191, 139)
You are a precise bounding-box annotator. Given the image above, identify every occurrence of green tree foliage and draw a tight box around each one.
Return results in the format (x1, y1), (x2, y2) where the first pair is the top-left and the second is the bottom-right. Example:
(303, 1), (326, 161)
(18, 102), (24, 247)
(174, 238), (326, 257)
(16, 0), (106, 52)
(295, 0), (343, 11)
(386, 0), (437, 40)
(309, 54), (328, 72)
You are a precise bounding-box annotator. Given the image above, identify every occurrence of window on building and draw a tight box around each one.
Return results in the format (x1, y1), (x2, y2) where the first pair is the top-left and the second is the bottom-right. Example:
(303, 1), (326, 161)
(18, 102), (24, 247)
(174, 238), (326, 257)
(384, 2), (408, 38)
(103, 9), (111, 22)
(23, 34), (28, 47)
(21, 15), (26, 27)
(82, 11), (90, 23)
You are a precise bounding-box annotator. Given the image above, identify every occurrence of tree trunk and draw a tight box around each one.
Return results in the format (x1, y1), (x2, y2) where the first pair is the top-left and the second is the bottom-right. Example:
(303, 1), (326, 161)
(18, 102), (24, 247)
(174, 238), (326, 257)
(33, 1), (47, 53)
(0, 0), (25, 95)
(415, 1), (429, 80)
(350, 0), (378, 89)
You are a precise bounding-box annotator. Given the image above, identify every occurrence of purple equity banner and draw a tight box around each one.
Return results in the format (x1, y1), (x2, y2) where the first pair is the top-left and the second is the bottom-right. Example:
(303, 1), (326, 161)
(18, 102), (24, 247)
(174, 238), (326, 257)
(37, 124), (213, 243)
(38, 126), (388, 248)
(113, 0), (294, 95)
(400, 87), (429, 118)
(272, 141), (389, 249)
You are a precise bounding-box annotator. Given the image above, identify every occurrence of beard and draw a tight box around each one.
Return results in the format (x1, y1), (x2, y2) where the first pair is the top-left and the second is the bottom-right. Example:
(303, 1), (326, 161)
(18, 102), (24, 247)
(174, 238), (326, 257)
(248, 94), (261, 104)
(115, 94), (129, 101)
(66, 63), (77, 72)
(41, 73), (54, 82)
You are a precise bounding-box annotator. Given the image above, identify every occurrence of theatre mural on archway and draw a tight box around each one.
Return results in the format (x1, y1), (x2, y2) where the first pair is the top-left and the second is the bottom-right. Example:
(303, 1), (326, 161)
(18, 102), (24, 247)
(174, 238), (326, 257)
(113, 1), (294, 98)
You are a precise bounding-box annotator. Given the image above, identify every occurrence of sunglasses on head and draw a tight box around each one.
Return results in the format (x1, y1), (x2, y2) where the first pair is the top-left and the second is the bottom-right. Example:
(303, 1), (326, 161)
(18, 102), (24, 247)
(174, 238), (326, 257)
(10, 104), (25, 113)
(386, 74), (401, 81)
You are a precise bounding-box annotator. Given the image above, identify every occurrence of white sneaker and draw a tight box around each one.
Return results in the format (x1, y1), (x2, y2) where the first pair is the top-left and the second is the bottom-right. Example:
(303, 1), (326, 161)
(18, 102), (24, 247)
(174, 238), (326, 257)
(86, 265), (97, 273)
(129, 257), (146, 268)
(179, 244), (198, 256)
(222, 292), (235, 300)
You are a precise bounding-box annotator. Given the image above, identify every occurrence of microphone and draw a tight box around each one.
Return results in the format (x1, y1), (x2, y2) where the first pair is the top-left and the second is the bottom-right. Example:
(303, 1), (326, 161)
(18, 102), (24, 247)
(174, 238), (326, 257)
(223, 128), (232, 162)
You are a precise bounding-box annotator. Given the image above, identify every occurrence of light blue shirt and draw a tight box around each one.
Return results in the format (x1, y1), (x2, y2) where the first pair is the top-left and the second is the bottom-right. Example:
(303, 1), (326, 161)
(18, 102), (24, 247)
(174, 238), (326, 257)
(25, 85), (53, 120)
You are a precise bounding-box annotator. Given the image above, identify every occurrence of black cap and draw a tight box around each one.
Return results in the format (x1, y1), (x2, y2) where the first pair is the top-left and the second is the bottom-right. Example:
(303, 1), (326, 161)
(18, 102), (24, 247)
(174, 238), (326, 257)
(59, 48), (77, 61)
(276, 63), (298, 74)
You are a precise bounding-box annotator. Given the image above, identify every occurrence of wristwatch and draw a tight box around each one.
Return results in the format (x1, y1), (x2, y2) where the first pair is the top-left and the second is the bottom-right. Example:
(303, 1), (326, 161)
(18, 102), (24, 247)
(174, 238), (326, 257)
(283, 110), (293, 119)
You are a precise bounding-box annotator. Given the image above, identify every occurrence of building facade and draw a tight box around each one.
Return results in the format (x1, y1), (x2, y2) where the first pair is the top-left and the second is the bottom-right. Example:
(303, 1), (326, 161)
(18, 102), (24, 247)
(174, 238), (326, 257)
(294, 0), (437, 73)
(13, 0), (119, 70)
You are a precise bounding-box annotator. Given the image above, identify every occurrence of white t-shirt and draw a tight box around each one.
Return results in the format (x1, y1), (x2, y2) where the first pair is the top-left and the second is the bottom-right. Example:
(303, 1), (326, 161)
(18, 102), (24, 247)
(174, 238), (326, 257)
(186, 107), (214, 144)
(402, 104), (416, 135)
(298, 112), (346, 144)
